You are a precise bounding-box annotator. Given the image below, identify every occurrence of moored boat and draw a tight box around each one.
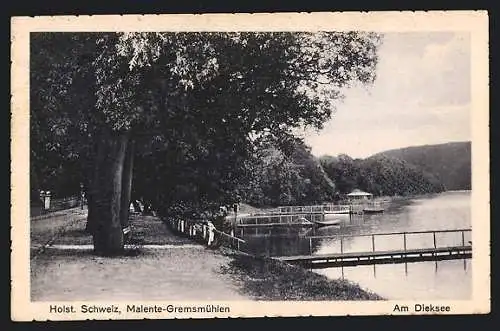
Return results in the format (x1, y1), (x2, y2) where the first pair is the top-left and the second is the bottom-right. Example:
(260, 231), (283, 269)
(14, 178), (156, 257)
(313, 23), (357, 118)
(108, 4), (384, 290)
(363, 202), (384, 213)
(346, 189), (385, 214)
(363, 207), (384, 213)
(311, 217), (343, 227)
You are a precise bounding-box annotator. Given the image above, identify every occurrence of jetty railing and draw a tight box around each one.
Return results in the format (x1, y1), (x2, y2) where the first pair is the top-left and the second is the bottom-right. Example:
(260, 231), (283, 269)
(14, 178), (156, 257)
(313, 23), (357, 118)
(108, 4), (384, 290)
(238, 213), (323, 226)
(213, 228), (246, 251)
(304, 228), (472, 255)
(322, 204), (351, 213)
(266, 204), (352, 214)
(274, 205), (325, 214)
(262, 202), (383, 215)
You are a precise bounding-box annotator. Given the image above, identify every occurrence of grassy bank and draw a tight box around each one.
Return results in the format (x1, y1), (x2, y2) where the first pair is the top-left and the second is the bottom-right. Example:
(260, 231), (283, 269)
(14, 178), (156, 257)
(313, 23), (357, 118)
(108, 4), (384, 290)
(219, 248), (384, 301)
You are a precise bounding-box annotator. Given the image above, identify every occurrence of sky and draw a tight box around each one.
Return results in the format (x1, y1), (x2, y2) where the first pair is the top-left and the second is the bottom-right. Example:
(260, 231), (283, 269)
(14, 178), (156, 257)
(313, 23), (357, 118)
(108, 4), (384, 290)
(303, 32), (471, 159)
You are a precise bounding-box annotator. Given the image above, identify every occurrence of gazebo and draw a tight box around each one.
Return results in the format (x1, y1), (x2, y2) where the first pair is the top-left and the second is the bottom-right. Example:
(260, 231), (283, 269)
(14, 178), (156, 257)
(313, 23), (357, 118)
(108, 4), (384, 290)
(346, 189), (373, 202)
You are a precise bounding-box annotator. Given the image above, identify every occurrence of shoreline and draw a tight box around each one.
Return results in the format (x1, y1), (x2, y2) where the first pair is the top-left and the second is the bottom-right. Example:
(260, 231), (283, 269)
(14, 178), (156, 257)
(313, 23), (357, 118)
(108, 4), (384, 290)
(216, 247), (384, 301)
(164, 217), (384, 301)
(235, 189), (469, 212)
(204, 202), (387, 300)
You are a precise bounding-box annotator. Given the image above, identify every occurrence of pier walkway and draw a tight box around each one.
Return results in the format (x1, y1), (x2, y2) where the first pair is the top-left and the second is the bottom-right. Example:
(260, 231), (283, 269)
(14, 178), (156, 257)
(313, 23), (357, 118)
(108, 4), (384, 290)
(264, 203), (381, 215)
(234, 202), (384, 228)
(275, 228), (472, 268)
(236, 213), (323, 227)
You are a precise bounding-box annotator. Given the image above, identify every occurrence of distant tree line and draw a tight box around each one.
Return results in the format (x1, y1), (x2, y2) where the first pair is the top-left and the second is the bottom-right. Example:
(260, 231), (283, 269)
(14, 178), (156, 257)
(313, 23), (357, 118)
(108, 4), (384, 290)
(239, 141), (466, 207)
(319, 154), (445, 197)
(371, 142), (471, 191)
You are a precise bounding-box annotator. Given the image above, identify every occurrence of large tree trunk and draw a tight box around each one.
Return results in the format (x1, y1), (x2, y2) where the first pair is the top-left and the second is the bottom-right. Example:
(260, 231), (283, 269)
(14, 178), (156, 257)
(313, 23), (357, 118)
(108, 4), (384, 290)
(120, 140), (135, 233)
(85, 138), (105, 234)
(87, 131), (129, 256)
(85, 190), (96, 232)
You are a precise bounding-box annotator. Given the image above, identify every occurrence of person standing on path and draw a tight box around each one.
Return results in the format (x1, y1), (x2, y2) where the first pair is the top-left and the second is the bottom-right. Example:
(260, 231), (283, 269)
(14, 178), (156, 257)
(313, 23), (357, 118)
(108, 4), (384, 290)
(207, 221), (215, 246)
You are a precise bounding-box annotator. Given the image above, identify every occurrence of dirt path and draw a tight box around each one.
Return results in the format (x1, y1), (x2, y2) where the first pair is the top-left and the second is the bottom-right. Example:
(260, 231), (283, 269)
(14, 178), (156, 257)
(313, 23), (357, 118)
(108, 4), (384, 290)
(30, 210), (381, 302)
(30, 207), (89, 258)
(30, 213), (249, 301)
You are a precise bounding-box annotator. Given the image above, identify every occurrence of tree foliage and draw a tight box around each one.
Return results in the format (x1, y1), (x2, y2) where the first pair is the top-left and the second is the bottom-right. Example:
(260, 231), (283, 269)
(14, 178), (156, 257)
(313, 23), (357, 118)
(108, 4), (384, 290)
(127, 32), (379, 213)
(31, 31), (382, 243)
(242, 139), (336, 207)
(30, 33), (98, 198)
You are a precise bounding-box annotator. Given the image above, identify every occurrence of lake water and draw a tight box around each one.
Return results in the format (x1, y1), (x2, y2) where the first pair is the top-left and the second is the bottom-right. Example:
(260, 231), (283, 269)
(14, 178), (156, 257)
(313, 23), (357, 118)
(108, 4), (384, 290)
(238, 191), (472, 300)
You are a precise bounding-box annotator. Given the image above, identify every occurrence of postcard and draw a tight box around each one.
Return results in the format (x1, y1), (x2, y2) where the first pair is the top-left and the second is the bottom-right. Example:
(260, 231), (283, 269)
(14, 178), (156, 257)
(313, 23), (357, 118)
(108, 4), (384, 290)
(11, 11), (490, 320)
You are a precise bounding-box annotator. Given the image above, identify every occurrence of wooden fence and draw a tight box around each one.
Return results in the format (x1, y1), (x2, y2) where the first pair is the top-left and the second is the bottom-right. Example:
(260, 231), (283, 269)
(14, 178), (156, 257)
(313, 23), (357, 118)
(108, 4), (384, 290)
(30, 196), (83, 217)
(167, 218), (246, 251)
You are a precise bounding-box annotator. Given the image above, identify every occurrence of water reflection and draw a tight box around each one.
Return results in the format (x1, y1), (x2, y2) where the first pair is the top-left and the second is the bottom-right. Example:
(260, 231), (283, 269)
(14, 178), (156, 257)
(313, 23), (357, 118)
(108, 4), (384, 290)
(239, 227), (313, 257)
(316, 259), (471, 300)
(240, 193), (471, 257)
(238, 191), (472, 299)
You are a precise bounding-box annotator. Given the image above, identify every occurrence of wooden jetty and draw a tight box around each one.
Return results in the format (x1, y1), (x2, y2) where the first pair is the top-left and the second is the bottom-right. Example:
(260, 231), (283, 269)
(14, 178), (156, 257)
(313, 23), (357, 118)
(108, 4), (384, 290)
(323, 204), (351, 215)
(273, 205), (325, 214)
(276, 246), (472, 268)
(264, 202), (384, 216)
(237, 213), (323, 227)
(236, 207), (364, 229)
(237, 222), (314, 228)
(275, 228), (472, 268)
(269, 204), (352, 215)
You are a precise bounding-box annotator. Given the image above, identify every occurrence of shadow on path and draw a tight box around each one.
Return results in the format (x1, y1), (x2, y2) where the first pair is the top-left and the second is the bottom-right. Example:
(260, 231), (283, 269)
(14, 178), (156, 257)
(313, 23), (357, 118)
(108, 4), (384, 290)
(30, 212), (249, 301)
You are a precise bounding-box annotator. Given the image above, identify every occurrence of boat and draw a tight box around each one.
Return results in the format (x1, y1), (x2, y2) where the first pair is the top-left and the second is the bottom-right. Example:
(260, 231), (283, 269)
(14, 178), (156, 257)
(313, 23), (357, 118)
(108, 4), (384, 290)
(346, 189), (385, 214)
(363, 202), (384, 213)
(363, 207), (384, 214)
(311, 217), (343, 227)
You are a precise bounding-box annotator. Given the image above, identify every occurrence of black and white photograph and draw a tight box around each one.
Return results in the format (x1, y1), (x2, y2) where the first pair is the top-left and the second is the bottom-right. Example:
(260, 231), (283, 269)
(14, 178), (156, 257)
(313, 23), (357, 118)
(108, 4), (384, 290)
(11, 12), (490, 320)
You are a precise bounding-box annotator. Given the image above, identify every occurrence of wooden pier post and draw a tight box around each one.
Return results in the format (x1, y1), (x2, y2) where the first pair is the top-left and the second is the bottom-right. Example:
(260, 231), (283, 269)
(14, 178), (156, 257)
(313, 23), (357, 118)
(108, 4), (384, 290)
(371, 234), (375, 252)
(461, 230), (465, 246)
(403, 232), (407, 251)
(309, 237), (312, 255)
(433, 232), (437, 249)
(340, 236), (344, 254)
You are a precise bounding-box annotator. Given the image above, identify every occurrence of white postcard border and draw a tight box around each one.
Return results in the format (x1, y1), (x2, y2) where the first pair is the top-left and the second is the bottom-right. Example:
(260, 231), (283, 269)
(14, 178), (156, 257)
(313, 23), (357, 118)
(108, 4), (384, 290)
(11, 11), (490, 320)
